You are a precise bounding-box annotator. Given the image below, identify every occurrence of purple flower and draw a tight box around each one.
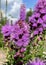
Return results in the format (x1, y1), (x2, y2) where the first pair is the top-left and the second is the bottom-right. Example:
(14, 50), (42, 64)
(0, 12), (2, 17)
(29, 16), (36, 23)
(42, 15), (46, 22)
(38, 27), (43, 32)
(37, 18), (43, 24)
(14, 52), (20, 60)
(33, 30), (38, 35)
(29, 0), (46, 36)
(32, 23), (37, 27)
(38, 3), (44, 9)
(42, 24), (46, 28)
(20, 4), (26, 21)
(11, 20), (30, 47)
(34, 13), (40, 18)
(26, 58), (45, 65)
(1, 24), (12, 42)
(20, 47), (26, 53)
(40, 9), (46, 14)
(1, 24), (11, 36)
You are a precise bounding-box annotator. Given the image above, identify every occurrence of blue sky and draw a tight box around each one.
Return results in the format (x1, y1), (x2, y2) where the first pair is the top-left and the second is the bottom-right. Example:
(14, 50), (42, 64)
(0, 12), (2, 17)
(1, 0), (37, 21)
(23, 0), (37, 9)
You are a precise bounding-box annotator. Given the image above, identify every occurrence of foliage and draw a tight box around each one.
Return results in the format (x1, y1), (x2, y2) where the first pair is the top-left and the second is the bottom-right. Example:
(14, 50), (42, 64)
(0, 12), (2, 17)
(26, 8), (33, 22)
(0, 18), (7, 48)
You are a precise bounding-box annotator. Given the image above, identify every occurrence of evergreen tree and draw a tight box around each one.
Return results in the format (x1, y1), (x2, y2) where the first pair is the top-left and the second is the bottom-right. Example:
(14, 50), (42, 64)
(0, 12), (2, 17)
(26, 8), (33, 22)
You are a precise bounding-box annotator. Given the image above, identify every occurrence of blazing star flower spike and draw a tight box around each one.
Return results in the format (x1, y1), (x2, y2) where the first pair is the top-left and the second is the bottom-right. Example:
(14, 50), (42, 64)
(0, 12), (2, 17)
(20, 4), (26, 21)
(29, 0), (46, 36)
(11, 20), (30, 48)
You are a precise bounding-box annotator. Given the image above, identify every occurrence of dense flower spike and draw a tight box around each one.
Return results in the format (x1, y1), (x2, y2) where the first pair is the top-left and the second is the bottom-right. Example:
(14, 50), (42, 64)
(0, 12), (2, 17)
(29, 0), (46, 36)
(11, 20), (30, 47)
(1, 24), (12, 42)
(20, 4), (26, 21)
(26, 58), (45, 65)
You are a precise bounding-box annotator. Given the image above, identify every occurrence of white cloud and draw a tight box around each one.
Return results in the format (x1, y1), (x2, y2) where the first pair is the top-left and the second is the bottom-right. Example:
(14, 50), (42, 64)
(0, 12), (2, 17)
(7, 0), (23, 19)
(26, 8), (30, 12)
(9, 2), (20, 14)
(1, 0), (23, 22)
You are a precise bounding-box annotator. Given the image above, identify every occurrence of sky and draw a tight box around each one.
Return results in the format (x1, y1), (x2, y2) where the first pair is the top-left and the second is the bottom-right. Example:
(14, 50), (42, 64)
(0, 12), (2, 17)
(23, 0), (37, 10)
(0, 0), (38, 21)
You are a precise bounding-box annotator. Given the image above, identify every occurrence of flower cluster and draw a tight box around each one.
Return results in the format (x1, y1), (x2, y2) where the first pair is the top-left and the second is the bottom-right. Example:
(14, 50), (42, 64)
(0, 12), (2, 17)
(11, 20), (30, 48)
(26, 58), (45, 65)
(1, 21), (30, 48)
(29, 0), (46, 36)
(20, 4), (26, 21)
(1, 24), (11, 42)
